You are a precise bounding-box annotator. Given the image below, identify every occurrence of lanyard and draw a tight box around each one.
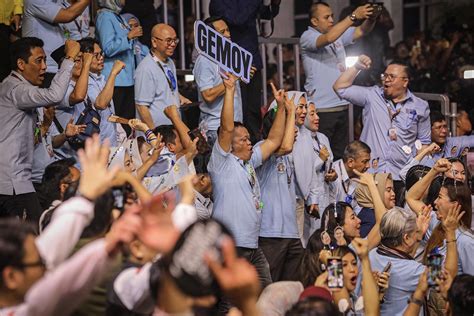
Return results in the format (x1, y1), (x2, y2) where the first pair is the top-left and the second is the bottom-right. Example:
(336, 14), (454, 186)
(337, 162), (351, 197)
(62, 1), (83, 33)
(386, 100), (402, 123)
(150, 52), (177, 92)
(236, 157), (262, 210)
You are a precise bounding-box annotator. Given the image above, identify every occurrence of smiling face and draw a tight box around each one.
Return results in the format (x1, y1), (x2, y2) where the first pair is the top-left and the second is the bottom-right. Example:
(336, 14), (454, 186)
(212, 19), (231, 40)
(151, 24), (178, 60)
(343, 207), (361, 239)
(382, 64), (409, 101)
(306, 102), (320, 132)
(444, 161), (466, 183)
(342, 252), (359, 292)
(384, 178), (396, 209)
(18, 47), (47, 86)
(295, 95), (308, 126)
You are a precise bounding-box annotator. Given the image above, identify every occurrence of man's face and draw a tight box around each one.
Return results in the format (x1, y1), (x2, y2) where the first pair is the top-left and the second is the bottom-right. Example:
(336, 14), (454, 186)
(295, 96), (308, 126)
(311, 5), (334, 34)
(18, 47), (47, 86)
(212, 19), (231, 40)
(89, 44), (104, 74)
(59, 166), (80, 199)
(349, 151), (371, 173)
(231, 126), (253, 161)
(152, 26), (178, 58)
(381, 64), (409, 100)
(306, 103), (320, 132)
(431, 120), (448, 145)
(457, 110), (472, 136)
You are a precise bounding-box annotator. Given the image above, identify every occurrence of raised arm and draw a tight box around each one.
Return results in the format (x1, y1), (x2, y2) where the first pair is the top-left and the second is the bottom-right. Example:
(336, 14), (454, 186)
(333, 54), (371, 91)
(353, 170), (386, 250)
(69, 53), (93, 105)
(218, 73), (237, 152)
(275, 94), (296, 156)
(353, 9), (377, 40)
(95, 60), (125, 110)
(406, 158), (451, 213)
(164, 105), (192, 152)
(259, 83), (286, 162)
(441, 204), (463, 278)
(353, 238), (380, 316)
(53, 0), (89, 23)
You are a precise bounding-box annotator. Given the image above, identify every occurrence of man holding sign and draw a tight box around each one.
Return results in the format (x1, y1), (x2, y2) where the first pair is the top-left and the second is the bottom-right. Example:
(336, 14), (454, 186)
(135, 23), (191, 129)
(193, 17), (243, 147)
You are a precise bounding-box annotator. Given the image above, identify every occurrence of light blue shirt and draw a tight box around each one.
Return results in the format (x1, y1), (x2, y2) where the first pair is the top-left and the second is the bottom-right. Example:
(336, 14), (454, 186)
(60, 1), (90, 40)
(95, 9), (135, 87)
(72, 72), (118, 146)
(311, 131), (334, 209)
(369, 248), (424, 316)
(32, 108), (57, 183)
(337, 86), (431, 180)
(209, 141), (263, 249)
(421, 135), (474, 167)
(330, 159), (359, 211)
(23, 0), (64, 73)
(135, 54), (180, 127)
(300, 26), (354, 108)
(52, 81), (78, 160)
(193, 54), (243, 131)
(257, 152), (299, 239)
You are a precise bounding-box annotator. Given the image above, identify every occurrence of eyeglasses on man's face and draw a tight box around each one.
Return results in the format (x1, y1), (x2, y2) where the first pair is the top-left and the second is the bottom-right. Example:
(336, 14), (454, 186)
(154, 36), (180, 46)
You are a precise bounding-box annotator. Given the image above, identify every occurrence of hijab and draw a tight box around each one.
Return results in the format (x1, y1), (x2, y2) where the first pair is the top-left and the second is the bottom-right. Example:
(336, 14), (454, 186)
(97, 0), (123, 14)
(355, 173), (392, 208)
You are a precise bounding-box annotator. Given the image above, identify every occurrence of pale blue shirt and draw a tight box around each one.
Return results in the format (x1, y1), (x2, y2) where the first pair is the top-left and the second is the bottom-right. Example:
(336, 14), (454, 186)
(330, 159), (359, 211)
(135, 54), (180, 127)
(209, 141), (263, 249)
(72, 72), (118, 146)
(300, 26), (354, 108)
(23, 0), (64, 73)
(257, 152), (299, 239)
(193, 54), (243, 131)
(53, 81), (78, 160)
(32, 108), (57, 183)
(421, 135), (474, 167)
(60, 1), (90, 40)
(337, 86), (431, 180)
(0, 61), (74, 195)
(369, 248), (424, 316)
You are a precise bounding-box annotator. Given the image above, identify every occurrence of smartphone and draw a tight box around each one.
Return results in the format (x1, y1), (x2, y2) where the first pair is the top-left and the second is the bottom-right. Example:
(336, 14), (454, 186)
(382, 261), (392, 273)
(112, 186), (125, 211)
(427, 253), (443, 287)
(327, 257), (344, 289)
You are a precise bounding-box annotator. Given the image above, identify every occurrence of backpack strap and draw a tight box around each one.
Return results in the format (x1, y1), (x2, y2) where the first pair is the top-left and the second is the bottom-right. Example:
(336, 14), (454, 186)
(53, 116), (64, 134)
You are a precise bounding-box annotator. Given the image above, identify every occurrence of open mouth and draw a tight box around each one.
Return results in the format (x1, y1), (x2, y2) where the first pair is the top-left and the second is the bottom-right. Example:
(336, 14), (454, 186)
(350, 276), (357, 286)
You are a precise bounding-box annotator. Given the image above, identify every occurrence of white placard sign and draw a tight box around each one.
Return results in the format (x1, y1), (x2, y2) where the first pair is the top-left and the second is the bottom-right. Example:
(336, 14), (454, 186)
(194, 20), (253, 83)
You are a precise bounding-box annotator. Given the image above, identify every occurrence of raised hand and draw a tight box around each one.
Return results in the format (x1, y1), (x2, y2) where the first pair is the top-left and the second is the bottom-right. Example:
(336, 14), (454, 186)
(77, 134), (119, 200)
(64, 39), (81, 59)
(354, 4), (374, 20)
(270, 82), (285, 107)
(105, 207), (142, 255)
(111, 60), (126, 76)
(222, 72), (238, 90)
(82, 52), (93, 66)
(433, 158), (452, 174)
(283, 92), (296, 113)
(355, 55), (372, 71)
(128, 25), (143, 40)
(416, 204), (432, 237)
(435, 269), (453, 300)
(128, 118), (150, 132)
(353, 169), (375, 187)
(351, 237), (369, 259)
(441, 202), (464, 233)
(164, 104), (179, 119)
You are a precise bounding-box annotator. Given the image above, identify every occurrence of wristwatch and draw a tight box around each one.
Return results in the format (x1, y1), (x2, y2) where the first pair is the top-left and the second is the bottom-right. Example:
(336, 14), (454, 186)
(349, 12), (357, 22)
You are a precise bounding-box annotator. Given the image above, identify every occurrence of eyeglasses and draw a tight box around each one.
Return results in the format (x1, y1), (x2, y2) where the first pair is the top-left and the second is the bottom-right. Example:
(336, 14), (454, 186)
(14, 257), (46, 269)
(154, 36), (180, 45)
(380, 73), (407, 81)
(92, 51), (105, 60)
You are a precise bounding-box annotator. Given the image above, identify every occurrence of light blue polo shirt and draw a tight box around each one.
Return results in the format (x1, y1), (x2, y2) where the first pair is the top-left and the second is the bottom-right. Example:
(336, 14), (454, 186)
(337, 86), (431, 180)
(23, 0), (65, 73)
(72, 72), (118, 146)
(369, 248), (425, 316)
(60, 1), (90, 40)
(420, 135), (474, 167)
(209, 141), (263, 249)
(300, 26), (354, 108)
(257, 152), (299, 239)
(193, 54), (243, 131)
(95, 9), (135, 87)
(135, 54), (180, 127)
(53, 81), (76, 159)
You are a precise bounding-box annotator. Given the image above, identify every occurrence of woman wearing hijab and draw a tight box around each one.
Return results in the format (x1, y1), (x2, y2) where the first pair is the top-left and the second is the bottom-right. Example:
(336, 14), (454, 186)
(355, 173), (396, 237)
(121, 13), (150, 66)
(96, 0), (143, 135)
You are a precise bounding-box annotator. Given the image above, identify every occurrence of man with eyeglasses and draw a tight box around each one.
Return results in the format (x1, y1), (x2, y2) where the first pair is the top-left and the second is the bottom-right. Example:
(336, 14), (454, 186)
(192, 16), (243, 148)
(135, 23), (191, 129)
(333, 55), (431, 205)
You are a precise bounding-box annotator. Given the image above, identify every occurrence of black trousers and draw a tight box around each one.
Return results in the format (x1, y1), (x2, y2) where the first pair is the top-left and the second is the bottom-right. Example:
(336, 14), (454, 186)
(317, 110), (349, 160)
(259, 237), (304, 282)
(240, 70), (263, 144)
(0, 24), (11, 82)
(0, 192), (43, 232)
(112, 86), (135, 135)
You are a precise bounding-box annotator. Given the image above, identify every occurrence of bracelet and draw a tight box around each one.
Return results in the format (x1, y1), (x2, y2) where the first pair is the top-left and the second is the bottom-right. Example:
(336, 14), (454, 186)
(145, 129), (154, 138)
(407, 294), (423, 307)
(146, 137), (157, 144)
(446, 238), (457, 243)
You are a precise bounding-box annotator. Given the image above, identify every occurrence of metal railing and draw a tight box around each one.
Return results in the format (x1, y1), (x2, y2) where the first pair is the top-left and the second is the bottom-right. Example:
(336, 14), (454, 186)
(413, 92), (456, 136)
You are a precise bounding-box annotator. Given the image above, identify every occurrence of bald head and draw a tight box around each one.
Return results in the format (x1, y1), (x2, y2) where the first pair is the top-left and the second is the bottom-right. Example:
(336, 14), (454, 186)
(151, 24), (178, 60)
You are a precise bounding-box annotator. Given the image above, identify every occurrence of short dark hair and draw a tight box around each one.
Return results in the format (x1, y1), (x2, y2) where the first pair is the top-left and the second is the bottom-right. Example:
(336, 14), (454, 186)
(153, 125), (176, 145)
(430, 110), (446, 127)
(0, 219), (36, 286)
(10, 37), (44, 71)
(79, 37), (100, 53)
(342, 140), (371, 163)
(203, 16), (226, 29)
(388, 60), (412, 79)
(216, 121), (246, 138)
(448, 274), (474, 316)
(286, 296), (339, 316)
(309, 2), (330, 20)
(38, 158), (77, 209)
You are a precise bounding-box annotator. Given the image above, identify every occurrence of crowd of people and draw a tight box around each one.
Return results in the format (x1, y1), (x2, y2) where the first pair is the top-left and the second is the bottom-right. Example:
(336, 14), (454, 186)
(0, 0), (474, 315)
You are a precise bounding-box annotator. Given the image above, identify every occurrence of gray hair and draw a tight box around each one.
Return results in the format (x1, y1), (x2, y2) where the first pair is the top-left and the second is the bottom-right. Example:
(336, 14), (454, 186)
(380, 207), (417, 248)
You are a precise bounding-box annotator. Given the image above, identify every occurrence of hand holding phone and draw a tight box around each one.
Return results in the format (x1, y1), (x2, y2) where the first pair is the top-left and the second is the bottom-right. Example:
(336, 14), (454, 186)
(327, 257), (344, 289)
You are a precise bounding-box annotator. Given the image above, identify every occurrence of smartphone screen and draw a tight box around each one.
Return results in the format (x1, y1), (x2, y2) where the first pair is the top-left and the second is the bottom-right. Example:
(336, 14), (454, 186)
(112, 187), (125, 211)
(427, 253), (443, 286)
(327, 257), (344, 289)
